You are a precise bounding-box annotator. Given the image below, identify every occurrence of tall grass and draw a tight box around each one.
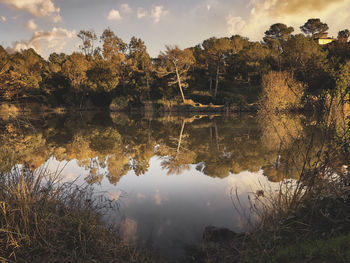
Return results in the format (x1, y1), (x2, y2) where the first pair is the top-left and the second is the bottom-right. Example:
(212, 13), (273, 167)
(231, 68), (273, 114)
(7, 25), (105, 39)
(228, 109), (349, 262)
(195, 106), (350, 262)
(0, 166), (153, 262)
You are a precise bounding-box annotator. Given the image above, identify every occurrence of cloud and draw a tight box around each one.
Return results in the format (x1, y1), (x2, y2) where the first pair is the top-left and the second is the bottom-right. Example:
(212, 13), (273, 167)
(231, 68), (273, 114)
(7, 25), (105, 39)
(151, 5), (168, 23)
(250, 0), (343, 16)
(25, 19), (37, 31)
(136, 5), (168, 22)
(137, 8), (147, 19)
(227, 0), (350, 41)
(0, 16), (6, 22)
(0, 0), (61, 22)
(120, 3), (132, 14)
(8, 27), (76, 55)
(107, 9), (122, 21)
(226, 15), (246, 35)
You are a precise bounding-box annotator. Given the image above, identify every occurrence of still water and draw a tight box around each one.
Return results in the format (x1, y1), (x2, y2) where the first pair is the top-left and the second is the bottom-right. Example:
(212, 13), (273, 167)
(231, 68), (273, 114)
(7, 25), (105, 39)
(0, 112), (322, 261)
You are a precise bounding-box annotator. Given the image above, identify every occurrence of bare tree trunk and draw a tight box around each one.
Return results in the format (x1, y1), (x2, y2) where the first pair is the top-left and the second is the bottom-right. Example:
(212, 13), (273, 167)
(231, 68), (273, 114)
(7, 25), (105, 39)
(209, 126), (213, 142)
(214, 63), (220, 100)
(146, 74), (151, 101)
(175, 66), (186, 103)
(176, 120), (186, 157)
(79, 92), (84, 110)
(209, 76), (213, 95)
(214, 120), (219, 152)
(148, 119), (151, 142)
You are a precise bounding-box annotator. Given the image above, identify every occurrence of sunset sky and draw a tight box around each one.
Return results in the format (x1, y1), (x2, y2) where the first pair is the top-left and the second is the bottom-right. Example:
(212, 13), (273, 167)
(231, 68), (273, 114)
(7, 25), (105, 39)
(0, 0), (349, 58)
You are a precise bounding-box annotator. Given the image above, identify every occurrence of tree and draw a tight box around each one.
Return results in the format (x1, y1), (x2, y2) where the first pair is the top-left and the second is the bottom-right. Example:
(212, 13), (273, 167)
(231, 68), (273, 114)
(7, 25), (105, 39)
(300, 18), (329, 38)
(61, 52), (91, 106)
(0, 45), (9, 75)
(48, 52), (67, 73)
(282, 34), (329, 93)
(0, 48), (47, 102)
(264, 23), (294, 70)
(225, 35), (250, 81)
(128, 37), (154, 101)
(334, 60), (350, 103)
(236, 42), (271, 82)
(157, 46), (195, 103)
(0, 70), (28, 101)
(264, 23), (294, 40)
(338, 29), (350, 44)
(77, 30), (97, 56)
(100, 28), (128, 90)
(100, 28), (127, 61)
(86, 62), (119, 93)
(230, 35), (249, 53)
(202, 37), (232, 99)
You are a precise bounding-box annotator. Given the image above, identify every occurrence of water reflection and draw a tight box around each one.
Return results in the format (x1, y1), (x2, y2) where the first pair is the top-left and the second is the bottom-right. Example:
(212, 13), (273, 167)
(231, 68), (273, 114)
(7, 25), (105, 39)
(1, 112), (318, 181)
(0, 111), (341, 260)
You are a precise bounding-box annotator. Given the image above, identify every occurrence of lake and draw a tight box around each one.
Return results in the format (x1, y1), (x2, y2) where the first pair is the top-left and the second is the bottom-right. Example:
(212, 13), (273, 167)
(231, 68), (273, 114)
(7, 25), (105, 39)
(0, 112), (326, 261)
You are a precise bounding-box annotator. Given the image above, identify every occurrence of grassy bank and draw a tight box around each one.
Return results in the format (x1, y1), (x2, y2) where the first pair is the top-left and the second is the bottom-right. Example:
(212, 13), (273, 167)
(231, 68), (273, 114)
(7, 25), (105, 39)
(194, 172), (350, 262)
(192, 110), (350, 262)
(0, 166), (154, 263)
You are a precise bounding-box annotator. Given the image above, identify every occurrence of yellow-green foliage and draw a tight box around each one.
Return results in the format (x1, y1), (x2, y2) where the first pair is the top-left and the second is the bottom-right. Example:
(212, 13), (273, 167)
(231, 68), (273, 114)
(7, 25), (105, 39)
(259, 71), (304, 112)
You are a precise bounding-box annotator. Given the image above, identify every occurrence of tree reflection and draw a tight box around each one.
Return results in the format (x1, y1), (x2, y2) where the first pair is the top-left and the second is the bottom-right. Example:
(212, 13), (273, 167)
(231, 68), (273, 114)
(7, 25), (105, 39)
(158, 119), (197, 175)
(0, 112), (341, 185)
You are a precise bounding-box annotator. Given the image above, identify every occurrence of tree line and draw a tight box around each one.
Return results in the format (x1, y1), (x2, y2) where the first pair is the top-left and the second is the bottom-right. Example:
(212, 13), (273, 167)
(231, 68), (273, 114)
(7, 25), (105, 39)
(0, 18), (349, 109)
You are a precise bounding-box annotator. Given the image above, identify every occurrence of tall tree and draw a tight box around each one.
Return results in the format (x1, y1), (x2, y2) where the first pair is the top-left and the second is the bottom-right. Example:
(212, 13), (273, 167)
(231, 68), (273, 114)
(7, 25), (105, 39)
(235, 42), (271, 82)
(202, 37), (232, 99)
(230, 35), (249, 53)
(100, 28), (128, 90)
(264, 23), (294, 40)
(338, 29), (350, 44)
(225, 35), (250, 81)
(157, 46), (195, 103)
(300, 18), (329, 38)
(0, 45), (9, 75)
(282, 34), (329, 94)
(61, 52), (91, 106)
(264, 23), (294, 70)
(128, 36), (154, 101)
(77, 30), (97, 56)
(100, 28), (127, 61)
(48, 52), (67, 73)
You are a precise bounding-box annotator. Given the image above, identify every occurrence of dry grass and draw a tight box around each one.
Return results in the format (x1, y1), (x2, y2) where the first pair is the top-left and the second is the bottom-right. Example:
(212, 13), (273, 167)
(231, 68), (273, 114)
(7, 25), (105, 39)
(0, 166), (155, 263)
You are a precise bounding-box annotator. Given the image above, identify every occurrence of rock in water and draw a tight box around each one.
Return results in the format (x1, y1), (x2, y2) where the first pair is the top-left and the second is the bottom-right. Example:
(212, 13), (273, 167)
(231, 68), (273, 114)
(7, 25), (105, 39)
(203, 226), (236, 243)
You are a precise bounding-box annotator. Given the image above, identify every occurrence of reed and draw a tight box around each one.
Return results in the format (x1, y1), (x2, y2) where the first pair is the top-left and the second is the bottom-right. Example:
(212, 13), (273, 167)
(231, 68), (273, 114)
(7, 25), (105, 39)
(0, 165), (154, 262)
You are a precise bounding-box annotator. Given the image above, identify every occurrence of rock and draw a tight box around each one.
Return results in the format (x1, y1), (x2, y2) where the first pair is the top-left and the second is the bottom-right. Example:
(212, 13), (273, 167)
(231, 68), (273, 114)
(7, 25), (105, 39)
(203, 226), (236, 243)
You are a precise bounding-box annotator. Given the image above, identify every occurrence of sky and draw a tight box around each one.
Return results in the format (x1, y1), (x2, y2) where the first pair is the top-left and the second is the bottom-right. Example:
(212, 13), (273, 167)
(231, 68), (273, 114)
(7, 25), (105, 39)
(0, 0), (349, 58)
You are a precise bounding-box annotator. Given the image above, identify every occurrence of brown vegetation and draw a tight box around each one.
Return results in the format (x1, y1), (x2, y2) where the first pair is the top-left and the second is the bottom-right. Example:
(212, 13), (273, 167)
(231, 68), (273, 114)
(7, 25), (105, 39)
(0, 167), (154, 262)
(258, 71), (304, 112)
